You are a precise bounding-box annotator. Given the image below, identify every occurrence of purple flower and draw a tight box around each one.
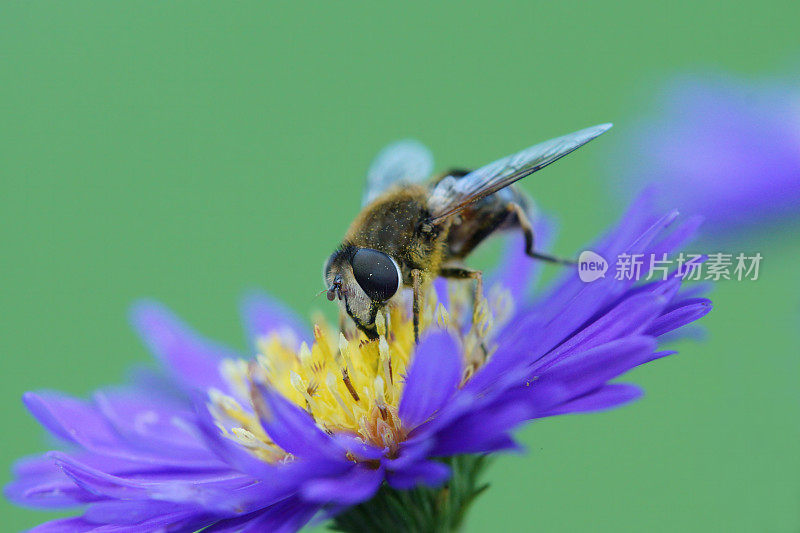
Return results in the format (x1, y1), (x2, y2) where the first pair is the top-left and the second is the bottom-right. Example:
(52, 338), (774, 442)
(6, 194), (711, 532)
(611, 73), (800, 233)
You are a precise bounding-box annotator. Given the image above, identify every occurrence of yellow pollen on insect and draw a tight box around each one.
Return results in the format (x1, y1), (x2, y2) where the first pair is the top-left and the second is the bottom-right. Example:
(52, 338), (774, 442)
(207, 279), (515, 464)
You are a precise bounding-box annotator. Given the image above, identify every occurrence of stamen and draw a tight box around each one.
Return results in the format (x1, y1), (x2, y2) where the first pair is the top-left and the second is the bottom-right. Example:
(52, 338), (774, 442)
(341, 368), (360, 402)
(337, 333), (356, 379)
(214, 419), (229, 435)
(255, 353), (274, 376)
(373, 375), (386, 403)
(325, 372), (357, 425)
(219, 359), (250, 400)
(375, 311), (387, 337)
(378, 336), (390, 360)
(298, 342), (312, 365)
(435, 303), (450, 328)
(231, 427), (270, 450)
(315, 324), (335, 362)
(489, 285), (514, 327)
(376, 418), (395, 448)
(290, 371), (320, 415)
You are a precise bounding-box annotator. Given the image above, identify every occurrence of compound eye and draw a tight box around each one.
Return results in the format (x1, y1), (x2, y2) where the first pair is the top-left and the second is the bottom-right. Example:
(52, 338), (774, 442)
(351, 248), (401, 302)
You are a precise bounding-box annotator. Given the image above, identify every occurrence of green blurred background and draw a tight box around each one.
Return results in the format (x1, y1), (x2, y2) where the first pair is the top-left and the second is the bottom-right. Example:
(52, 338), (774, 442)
(2, 2), (799, 531)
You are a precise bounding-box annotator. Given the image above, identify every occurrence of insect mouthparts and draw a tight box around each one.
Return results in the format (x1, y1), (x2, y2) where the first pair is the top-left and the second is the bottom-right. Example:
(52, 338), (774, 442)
(327, 275), (343, 301)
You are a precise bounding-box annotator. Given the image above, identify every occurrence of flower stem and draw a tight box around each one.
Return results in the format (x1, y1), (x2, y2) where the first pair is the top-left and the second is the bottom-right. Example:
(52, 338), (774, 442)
(329, 455), (491, 533)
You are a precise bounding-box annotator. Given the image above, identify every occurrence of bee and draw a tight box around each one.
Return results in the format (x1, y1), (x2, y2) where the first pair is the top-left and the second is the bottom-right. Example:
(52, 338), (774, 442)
(323, 123), (612, 342)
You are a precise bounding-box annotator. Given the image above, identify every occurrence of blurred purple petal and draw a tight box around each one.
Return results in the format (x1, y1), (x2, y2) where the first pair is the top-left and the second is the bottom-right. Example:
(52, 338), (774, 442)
(130, 301), (239, 394)
(241, 290), (310, 351)
(29, 517), (98, 533)
(4, 455), (100, 509)
(93, 388), (213, 458)
(612, 73), (800, 233)
(23, 391), (212, 468)
(49, 451), (250, 507)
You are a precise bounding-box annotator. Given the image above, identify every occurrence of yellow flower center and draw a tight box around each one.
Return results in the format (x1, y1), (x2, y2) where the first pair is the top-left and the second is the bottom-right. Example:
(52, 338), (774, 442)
(207, 281), (514, 464)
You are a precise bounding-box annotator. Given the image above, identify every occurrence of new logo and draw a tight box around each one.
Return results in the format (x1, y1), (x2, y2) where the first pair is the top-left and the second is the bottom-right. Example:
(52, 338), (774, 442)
(577, 250), (608, 282)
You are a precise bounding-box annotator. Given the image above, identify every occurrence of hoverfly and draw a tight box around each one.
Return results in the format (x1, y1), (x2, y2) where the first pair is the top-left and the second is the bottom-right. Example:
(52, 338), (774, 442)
(323, 123), (612, 342)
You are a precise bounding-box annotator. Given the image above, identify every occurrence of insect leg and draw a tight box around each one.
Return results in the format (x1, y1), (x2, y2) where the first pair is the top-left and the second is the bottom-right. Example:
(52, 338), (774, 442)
(507, 202), (576, 265)
(439, 266), (484, 319)
(411, 269), (423, 345)
(440, 266), (490, 358)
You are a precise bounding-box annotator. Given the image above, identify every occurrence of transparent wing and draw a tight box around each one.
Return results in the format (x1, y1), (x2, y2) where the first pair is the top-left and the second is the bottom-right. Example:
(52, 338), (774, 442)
(362, 140), (434, 206)
(428, 123), (612, 220)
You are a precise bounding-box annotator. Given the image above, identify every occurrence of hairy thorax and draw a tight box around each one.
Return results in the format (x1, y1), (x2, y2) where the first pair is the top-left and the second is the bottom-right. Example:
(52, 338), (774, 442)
(344, 185), (449, 285)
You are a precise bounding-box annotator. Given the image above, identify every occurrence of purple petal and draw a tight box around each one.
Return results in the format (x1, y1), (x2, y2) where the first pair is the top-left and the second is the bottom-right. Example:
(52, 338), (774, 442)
(525, 336), (657, 413)
(196, 394), (349, 509)
(506, 208), (681, 357)
(330, 434), (385, 461)
(29, 518), (98, 533)
(537, 292), (667, 372)
(130, 300), (240, 394)
(49, 451), (253, 513)
(23, 391), (112, 446)
(240, 290), (310, 351)
(125, 365), (192, 406)
(192, 392), (281, 480)
(603, 272), (682, 315)
(399, 332), (462, 430)
(641, 350), (678, 364)
(253, 384), (345, 462)
(93, 388), (215, 460)
(648, 214), (704, 257)
(82, 500), (193, 525)
(386, 439), (435, 470)
(4, 455), (100, 509)
(430, 401), (530, 456)
(301, 464), (384, 505)
(85, 504), (209, 531)
(23, 391), (211, 468)
(205, 497), (318, 533)
(646, 297), (712, 338)
(461, 331), (546, 404)
(432, 278), (449, 308)
(540, 383), (644, 417)
(387, 460), (450, 490)
(533, 192), (669, 311)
